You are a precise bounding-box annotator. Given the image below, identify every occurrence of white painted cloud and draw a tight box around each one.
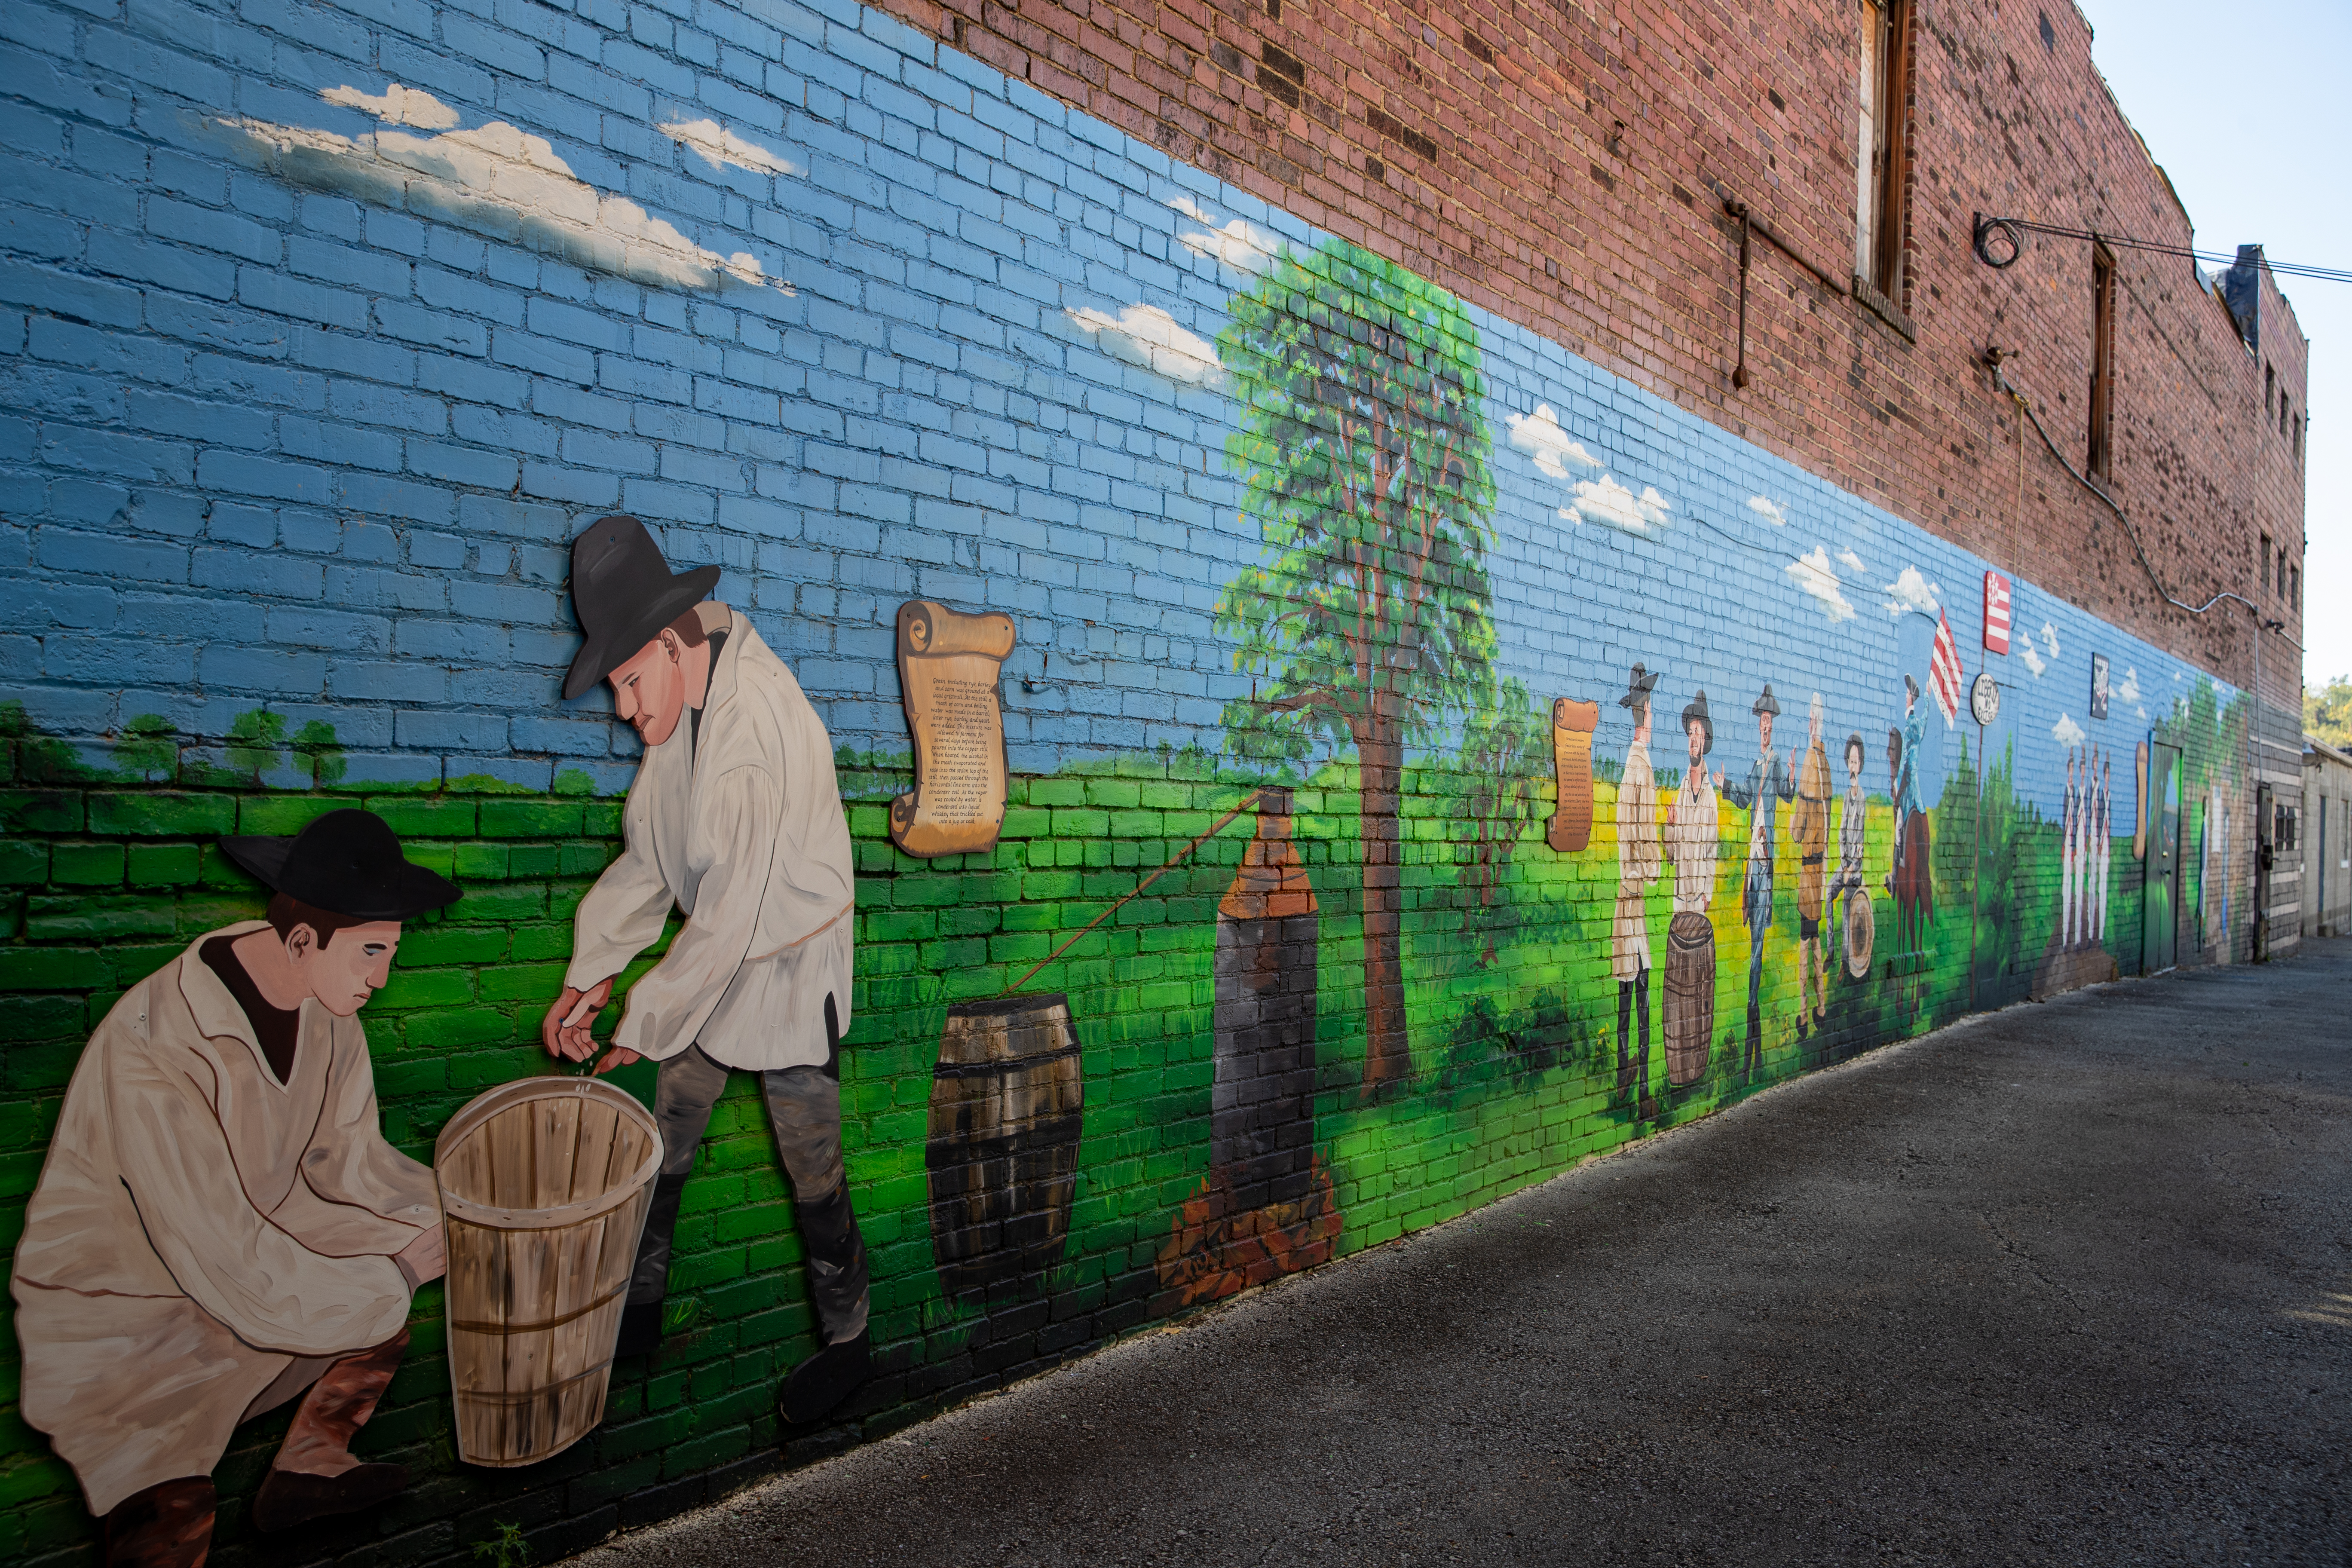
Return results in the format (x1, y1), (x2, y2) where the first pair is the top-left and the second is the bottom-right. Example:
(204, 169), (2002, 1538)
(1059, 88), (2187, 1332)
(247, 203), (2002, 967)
(1748, 496), (1788, 527)
(2019, 635), (2047, 678)
(215, 86), (778, 292)
(1504, 404), (1600, 480)
(2053, 713), (2088, 749)
(1786, 547), (1856, 622)
(1883, 565), (1941, 618)
(1169, 195), (1280, 273)
(1066, 303), (1224, 385)
(2041, 621), (2062, 661)
(659, 118), (802, 178)
(2116, 666), (2141, 705)
(1562, 475), (1672, 536)
(1837, 548), (1867, 576)
(321, 83), (459, 129)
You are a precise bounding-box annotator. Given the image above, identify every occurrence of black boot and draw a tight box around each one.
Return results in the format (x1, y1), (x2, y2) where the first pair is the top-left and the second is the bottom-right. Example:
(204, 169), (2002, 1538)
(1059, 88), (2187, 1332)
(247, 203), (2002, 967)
(616, 1171), (692, 1357)
(778, 1330), (872, 1426)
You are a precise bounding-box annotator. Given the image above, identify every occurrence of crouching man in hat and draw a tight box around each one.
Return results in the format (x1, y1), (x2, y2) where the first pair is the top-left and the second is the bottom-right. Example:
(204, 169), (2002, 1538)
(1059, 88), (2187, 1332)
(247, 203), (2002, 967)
(541, 515), (868, 1427)
(11, 809), (460, 1567)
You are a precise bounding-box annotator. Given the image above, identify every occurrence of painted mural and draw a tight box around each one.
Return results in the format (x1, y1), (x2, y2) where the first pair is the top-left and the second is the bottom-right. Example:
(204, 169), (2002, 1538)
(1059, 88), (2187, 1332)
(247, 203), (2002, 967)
(0, 0), (2261, 1560)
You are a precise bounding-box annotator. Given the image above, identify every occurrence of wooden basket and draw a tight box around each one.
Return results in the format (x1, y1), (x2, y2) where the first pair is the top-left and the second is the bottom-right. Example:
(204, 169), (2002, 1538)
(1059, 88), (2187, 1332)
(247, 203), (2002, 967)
(434, 1077), (662, 1468)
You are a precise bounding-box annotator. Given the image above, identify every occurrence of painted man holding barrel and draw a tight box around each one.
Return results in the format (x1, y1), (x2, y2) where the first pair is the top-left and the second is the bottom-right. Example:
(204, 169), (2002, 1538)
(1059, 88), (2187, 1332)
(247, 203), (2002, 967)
(12, 809), (459, 1568)
(541, 515), (871, 1427)
(1662, 690), (1723, 1093)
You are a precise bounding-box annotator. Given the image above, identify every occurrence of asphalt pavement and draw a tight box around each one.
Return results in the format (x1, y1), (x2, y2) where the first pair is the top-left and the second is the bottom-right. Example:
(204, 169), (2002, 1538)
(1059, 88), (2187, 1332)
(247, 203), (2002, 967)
(577, 940), (2352, 1567)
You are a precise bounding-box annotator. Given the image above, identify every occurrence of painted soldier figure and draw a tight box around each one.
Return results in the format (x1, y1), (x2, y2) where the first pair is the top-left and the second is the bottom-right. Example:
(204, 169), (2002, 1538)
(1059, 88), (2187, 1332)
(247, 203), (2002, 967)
(542, 515), (870, 1427)
(1789, 693), (1834, 1035)
(12, 809), (459, 1568)
(1611, 664), (1663, 1112)
(1721, 685), (1795, 1080)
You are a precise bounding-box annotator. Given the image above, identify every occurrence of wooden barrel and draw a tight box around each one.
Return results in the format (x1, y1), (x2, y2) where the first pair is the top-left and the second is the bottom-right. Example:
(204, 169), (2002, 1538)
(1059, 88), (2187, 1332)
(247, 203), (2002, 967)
(926, 994), (1084, 1301)
(1663, 911), (1714, 1087)
(434, 1077), (661, 1469)
(1844, 888), (1876, 979)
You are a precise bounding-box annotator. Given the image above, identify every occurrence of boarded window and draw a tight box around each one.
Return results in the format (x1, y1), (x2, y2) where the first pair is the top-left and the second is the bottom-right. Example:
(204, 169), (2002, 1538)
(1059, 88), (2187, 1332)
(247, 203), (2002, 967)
(2088, 245), (2116, 478)
(1854, 0), (1911, 297)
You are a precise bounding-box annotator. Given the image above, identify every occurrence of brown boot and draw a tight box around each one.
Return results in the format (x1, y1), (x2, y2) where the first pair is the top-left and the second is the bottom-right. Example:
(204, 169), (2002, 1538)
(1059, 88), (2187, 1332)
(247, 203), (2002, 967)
(251, 1329), (411, 1534)
(103, 1477), (214, 1568)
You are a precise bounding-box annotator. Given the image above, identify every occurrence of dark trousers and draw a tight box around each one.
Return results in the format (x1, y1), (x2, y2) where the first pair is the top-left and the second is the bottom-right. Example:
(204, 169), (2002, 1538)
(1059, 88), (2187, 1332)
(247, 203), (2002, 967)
(628, 1041), (869, 1347)
(1616, 970), (1651, 1103)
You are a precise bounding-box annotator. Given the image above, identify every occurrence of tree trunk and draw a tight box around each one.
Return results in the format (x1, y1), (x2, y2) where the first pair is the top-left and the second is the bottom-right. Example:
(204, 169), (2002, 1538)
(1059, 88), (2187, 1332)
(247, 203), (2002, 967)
(1357, 723), (1412, 1087)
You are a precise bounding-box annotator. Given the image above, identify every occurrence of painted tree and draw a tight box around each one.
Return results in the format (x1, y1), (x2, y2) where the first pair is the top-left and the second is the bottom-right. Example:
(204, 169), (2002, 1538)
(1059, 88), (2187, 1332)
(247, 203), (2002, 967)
(1451, 676), (1548, 967)
(1215, 237), (1499, 1088)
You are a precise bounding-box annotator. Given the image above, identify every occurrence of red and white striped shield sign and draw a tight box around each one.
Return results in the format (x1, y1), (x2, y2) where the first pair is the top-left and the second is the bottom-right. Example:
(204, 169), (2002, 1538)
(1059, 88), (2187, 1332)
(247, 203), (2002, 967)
(1982, 570), (2013, 653)
(1929, 609), (1965, 724)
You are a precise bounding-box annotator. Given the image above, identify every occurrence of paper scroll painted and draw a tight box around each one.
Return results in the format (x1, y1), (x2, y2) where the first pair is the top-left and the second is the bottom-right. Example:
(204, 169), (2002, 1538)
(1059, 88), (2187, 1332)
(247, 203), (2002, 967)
(1548, 698), (1599, 852)
(891, 600), (1018, 857)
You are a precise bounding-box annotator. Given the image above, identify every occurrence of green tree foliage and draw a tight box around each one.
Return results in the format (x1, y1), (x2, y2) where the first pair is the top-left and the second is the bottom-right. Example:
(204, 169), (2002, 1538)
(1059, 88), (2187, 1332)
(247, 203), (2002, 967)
(225, 708), (289, 785)
(111, 714), (179, 782)
(2306, 675), (2352, 750)
(292, 719), (348, 786)
(1448, 677), (1547, 967)
(1214, 236), (1499, 1086)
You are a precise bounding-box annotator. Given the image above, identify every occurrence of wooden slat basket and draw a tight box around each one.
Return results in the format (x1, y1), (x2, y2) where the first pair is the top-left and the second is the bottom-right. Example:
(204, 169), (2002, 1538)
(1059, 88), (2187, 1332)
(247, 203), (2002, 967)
(434, 1077), (663, 1468)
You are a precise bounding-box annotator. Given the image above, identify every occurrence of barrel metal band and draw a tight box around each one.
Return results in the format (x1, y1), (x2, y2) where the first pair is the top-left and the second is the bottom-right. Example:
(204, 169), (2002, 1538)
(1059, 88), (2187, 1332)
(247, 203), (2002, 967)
(450, 1283), (626, 1338)
(453, 1361), (616, 1405)
(931, 1042), (1084, 1079)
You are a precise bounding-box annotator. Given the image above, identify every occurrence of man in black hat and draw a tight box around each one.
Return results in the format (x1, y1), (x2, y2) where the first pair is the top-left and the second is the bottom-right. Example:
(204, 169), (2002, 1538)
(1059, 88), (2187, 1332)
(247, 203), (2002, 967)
(539, 515), (868, 1428)
(1722, 685), (1796, 1080)
(12, 809), (459, 1568)
(1609, 664), (1663, 1113)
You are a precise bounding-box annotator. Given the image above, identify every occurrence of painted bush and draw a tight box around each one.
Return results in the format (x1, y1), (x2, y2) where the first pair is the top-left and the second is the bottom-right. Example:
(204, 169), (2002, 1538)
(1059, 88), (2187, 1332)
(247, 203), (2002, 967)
(0, 0), (2255, 1560)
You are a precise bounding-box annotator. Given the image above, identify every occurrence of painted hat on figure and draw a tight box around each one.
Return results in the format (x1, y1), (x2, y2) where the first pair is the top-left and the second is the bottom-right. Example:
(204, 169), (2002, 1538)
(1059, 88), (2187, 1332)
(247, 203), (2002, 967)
(562, 514), (723, 700)
(1752, 683), (1781, 718)
(220, 808), (461, 920)
(1618, 662), (1660, 710)
(1681, 689), (1713, 753)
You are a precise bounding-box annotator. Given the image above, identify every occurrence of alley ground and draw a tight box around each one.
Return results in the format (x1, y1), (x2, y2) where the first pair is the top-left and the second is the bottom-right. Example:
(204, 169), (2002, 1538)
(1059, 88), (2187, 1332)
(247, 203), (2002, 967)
(577, 942), (2352, 1566)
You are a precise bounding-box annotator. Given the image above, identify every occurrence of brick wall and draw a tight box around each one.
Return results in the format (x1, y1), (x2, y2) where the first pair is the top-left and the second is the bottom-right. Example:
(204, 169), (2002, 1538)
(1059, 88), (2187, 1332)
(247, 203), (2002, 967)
(0, 0), (2283, 1561)
(868, 0), (2308, 707)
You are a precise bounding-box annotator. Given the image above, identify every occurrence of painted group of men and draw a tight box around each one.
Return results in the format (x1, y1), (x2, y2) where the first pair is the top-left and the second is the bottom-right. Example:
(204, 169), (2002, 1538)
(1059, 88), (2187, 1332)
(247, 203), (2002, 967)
(2062, 748), (2115, 949)
(12, 518), (868, 1568)
(1608, 664), (1887, 1112)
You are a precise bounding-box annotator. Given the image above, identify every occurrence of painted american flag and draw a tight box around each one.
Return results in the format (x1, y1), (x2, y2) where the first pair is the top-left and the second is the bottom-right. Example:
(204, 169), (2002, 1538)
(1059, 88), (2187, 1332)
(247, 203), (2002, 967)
(1982, 570), (2013, 654)
(1929, 609), (1965, 725)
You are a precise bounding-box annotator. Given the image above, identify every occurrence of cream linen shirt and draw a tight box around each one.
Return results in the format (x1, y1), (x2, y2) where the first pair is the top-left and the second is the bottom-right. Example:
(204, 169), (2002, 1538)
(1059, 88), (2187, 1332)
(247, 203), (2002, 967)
(11, 925), (437, 1514)
(565, 604), (857, 1072)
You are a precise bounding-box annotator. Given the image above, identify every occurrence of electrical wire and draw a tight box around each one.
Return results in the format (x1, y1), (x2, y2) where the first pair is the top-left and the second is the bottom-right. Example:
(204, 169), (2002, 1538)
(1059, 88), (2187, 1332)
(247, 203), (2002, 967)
(1973, 214), (2352, 285)
(1991, 362), (2301, 651)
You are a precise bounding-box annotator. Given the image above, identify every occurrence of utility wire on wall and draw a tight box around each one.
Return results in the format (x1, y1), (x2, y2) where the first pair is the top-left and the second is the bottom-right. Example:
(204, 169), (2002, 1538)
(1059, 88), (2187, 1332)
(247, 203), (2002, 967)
(1973, 214), (2352, 285)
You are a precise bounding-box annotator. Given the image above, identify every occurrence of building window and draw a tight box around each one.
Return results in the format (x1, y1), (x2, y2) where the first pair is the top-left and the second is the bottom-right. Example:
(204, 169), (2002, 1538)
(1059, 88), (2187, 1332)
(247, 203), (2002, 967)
(2291, 563), (2301, 612)
(2088, 245), (2116, 479)
(2294, 413), (2303, 459)
(2281, 395), (2291, 439)
(2262, 535), (2273, 595)
(1854, 0), (1911, 299)
(2265, 362), (2275, 413)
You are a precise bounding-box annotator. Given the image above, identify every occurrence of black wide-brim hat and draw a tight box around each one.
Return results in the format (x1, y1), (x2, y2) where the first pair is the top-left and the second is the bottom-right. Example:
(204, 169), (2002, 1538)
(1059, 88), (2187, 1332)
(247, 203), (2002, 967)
(1618, 662), (1659, 710)
(563, 514), (722, 700)
(220, 808), (461, 921)
(1681, 689), (1713, 753)
(1752, 683), (1781, 717)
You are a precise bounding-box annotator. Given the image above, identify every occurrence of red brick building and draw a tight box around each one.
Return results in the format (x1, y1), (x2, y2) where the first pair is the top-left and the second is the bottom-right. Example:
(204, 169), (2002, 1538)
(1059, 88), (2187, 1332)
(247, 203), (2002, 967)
(887, 0), (2308, 726)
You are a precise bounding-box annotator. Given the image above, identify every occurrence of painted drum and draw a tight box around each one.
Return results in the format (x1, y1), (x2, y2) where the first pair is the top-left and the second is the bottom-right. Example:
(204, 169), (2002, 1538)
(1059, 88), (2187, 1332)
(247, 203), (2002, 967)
(1664, 910), (1715, 1088)
(434, 1077), (662, 1468)
(926, 993), (1086, 1300)
(1845, 889), (1877, 979)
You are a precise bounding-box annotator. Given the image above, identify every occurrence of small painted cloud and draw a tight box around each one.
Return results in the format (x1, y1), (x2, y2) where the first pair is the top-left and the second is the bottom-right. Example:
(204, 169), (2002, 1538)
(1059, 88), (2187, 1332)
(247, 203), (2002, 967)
(321, 83), (458, 129)
(216, 86), (778, 292)
(1066, 303), (1224, 385)
(1883, 565), (1941, 618)
(659, 118), (802, 178)
(2116, 666), (2141, 704)
(2019, 633), (2048, 677)
(1504, 404), (1600, 480)
(2042, 621), (2062, 661)
(1168, 194), (1280, 273)
(1837, 548), (1868, 575)
(1786, 547), (1856, 622)
(2053, 713), (2088, 749)
(1748, 496), (1788, 527)
(1563, 475), (1673, 536)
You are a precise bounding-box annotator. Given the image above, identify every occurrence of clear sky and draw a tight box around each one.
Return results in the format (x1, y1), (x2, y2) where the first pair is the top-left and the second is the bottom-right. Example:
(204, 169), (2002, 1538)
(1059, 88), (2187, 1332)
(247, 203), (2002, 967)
(2071, 0), (2349, 692)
